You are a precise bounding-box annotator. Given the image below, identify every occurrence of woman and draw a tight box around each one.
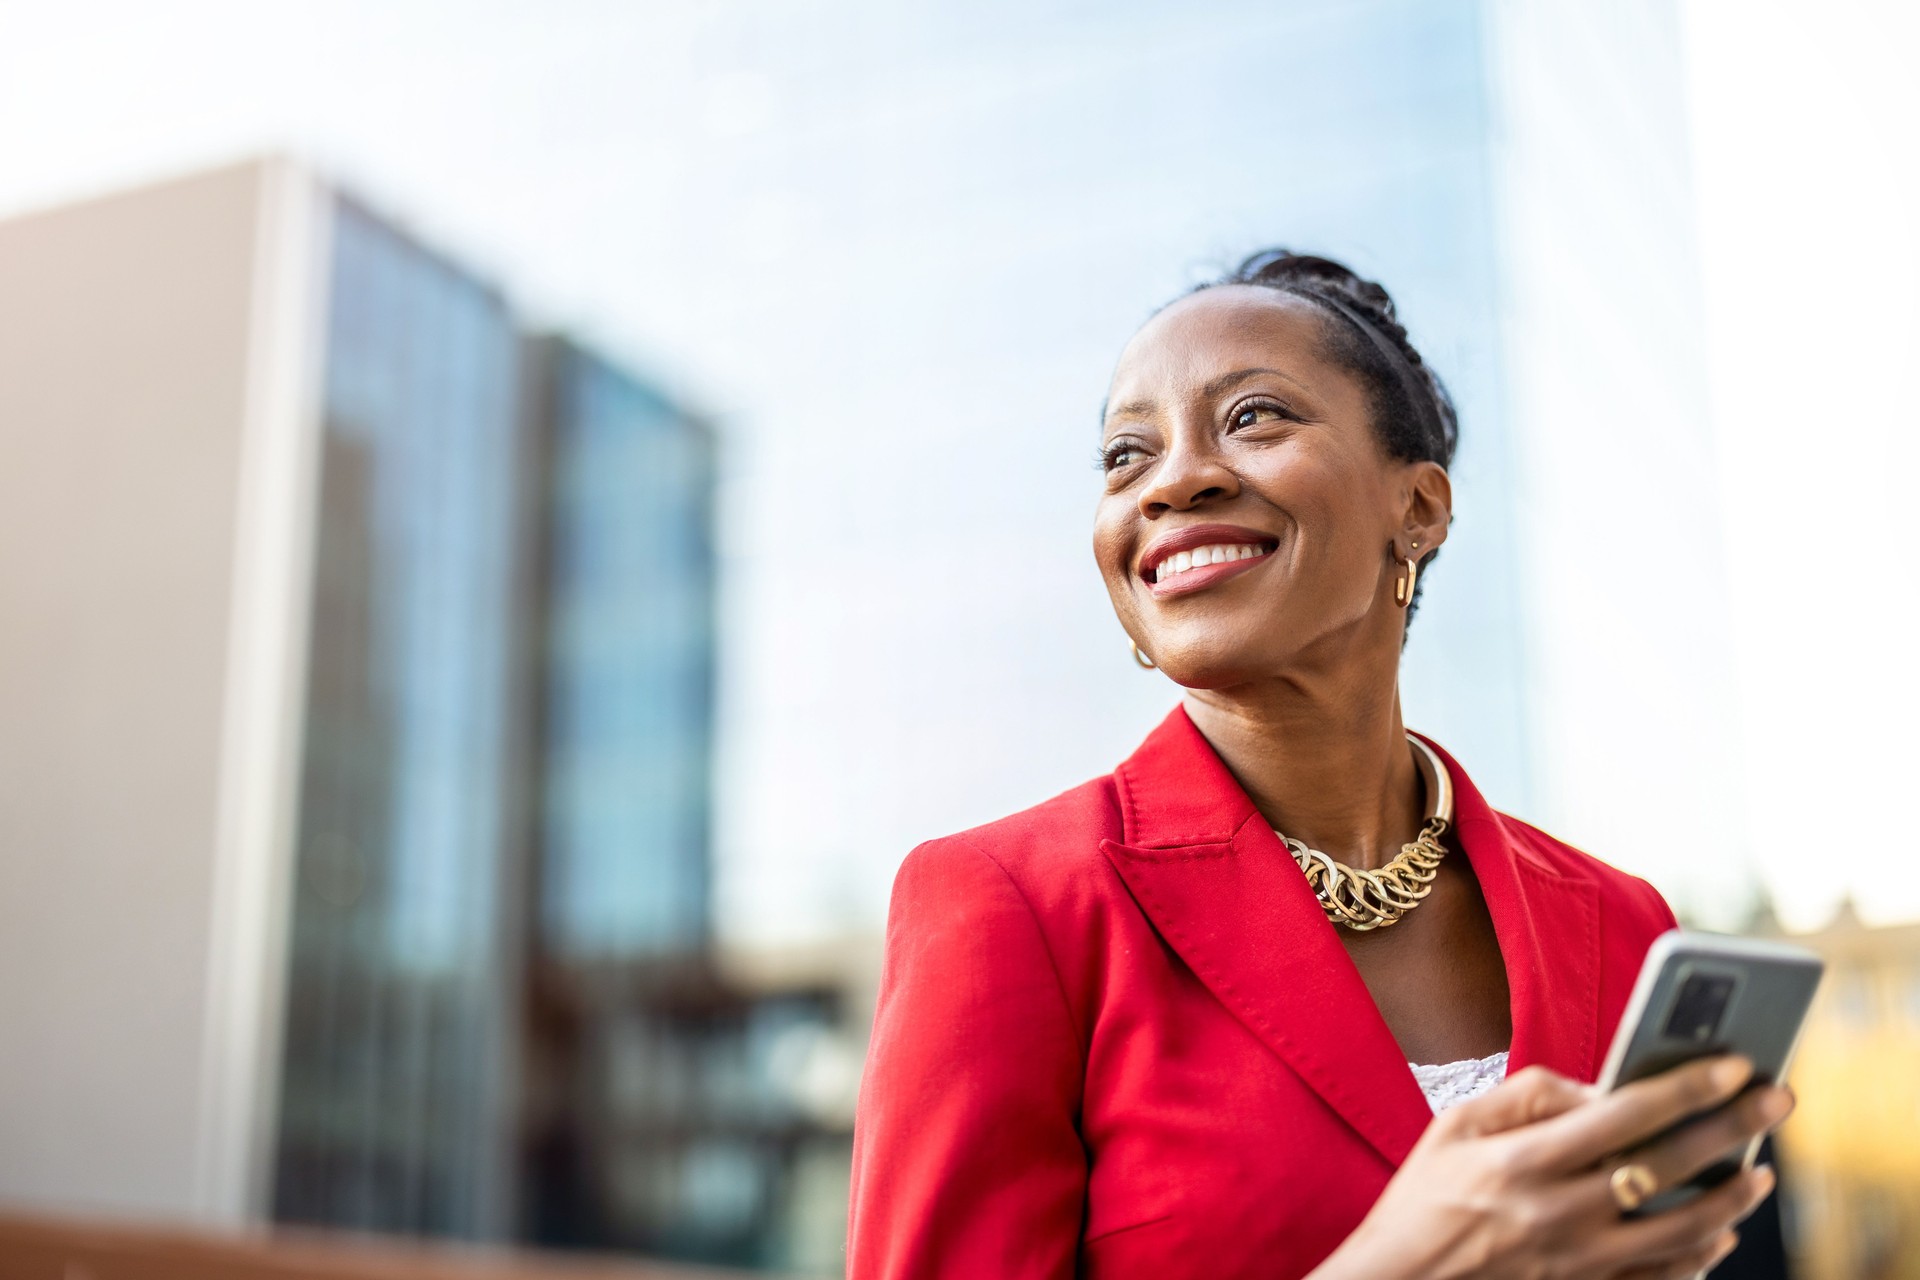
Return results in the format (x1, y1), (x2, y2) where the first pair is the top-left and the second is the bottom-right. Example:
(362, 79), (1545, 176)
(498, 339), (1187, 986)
(845, 252), (1792, 1278)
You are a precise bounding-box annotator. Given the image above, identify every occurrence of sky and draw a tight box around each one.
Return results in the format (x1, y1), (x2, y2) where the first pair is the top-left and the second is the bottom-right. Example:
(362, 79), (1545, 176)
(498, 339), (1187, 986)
(2, 0), (1915, 942)
(1679, 0), (1920, 929)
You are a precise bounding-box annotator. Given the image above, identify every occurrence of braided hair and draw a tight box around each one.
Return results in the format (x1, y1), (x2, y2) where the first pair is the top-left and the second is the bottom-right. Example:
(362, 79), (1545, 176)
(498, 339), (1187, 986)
(1190, 250), (1458, 622)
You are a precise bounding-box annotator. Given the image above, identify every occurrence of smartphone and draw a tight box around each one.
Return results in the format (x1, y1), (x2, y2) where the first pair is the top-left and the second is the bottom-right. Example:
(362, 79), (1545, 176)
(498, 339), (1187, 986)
(1594, 928), (1824, 1218)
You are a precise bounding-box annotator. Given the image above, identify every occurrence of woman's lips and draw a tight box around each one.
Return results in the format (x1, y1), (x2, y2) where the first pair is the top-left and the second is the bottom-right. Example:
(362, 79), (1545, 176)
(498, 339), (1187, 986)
(1137, 524), (1280, 598)
(1143, 546), (1274, 598)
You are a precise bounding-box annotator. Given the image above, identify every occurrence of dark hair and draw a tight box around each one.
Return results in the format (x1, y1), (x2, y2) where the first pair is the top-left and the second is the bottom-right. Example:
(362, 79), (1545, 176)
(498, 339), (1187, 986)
(1190, 249), (1458, 622)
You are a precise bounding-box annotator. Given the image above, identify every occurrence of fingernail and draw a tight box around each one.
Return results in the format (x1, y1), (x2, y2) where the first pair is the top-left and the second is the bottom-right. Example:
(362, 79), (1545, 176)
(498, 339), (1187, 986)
(1754, 1163), (1777, 1194)
(1758, 1087), (1792, 1123)
(1711, 1055), (1753, 1092)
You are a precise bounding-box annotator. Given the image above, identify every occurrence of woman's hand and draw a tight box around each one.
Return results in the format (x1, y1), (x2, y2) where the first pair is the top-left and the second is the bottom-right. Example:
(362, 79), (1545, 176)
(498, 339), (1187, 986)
(1315, 1053), (1793, 1280)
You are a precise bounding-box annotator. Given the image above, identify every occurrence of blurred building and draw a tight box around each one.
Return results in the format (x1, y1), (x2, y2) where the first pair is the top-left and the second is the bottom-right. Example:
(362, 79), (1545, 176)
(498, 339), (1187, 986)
(0, 159), (856, 1270)
(1763, 904), (1920, 1279)
(513, 338), (862, 1272)
(0, 158), (333, 1227)
(269, 194), (532, 1237)
(665, 0), (1752, 958)
(526, 338), (715, 967)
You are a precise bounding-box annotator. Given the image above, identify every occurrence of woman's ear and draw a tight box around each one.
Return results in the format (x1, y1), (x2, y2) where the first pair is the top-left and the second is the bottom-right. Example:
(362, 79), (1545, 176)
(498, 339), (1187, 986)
(1400, 461), (1452, 559)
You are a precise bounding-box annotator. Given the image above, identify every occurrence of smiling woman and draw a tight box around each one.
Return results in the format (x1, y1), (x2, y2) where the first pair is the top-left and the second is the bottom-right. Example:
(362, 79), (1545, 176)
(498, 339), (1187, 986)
(844, 251), (1793, 1280)
(1095, 253), (1457, 680)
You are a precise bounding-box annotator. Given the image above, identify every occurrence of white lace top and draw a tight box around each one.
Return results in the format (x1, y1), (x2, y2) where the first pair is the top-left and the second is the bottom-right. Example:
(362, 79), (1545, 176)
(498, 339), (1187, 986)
(1409, 1049), (1509, 1113)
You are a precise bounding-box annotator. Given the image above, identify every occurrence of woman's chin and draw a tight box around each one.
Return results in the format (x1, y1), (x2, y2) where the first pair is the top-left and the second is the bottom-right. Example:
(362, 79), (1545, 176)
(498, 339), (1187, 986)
(1140, 641), (1281, 691)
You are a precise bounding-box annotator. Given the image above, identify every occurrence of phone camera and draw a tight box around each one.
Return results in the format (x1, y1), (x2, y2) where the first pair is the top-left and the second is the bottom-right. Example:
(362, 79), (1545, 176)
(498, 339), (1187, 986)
(1663, 970), (1736, 1043)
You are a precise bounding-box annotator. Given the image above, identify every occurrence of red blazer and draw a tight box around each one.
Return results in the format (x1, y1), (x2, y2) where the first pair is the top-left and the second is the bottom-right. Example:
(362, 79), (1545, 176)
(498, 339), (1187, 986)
(846, 704), (1681, 1279)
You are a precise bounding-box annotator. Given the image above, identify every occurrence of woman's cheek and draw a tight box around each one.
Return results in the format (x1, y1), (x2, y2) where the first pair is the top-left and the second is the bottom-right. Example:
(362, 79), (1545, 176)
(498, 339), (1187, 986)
(1092, 512), (1135, 588)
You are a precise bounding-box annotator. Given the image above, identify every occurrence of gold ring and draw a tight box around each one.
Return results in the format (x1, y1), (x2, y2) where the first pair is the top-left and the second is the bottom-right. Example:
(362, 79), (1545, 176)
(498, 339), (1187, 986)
(1608, 1162), (1659, 1213)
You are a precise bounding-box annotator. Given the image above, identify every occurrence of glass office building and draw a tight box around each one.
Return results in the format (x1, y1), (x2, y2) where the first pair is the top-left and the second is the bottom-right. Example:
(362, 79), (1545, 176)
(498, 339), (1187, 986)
(271, 199), (530, 1238)
(693, 0), (1732, 948)
(531, 340), (715, 963)
(519, 340), (847, 1269)
(266, 211), (739, 1251)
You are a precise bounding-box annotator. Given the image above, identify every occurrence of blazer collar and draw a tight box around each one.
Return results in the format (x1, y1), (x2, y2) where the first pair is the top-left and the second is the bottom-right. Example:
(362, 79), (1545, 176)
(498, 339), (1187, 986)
(1101, 704), (1601, 1169)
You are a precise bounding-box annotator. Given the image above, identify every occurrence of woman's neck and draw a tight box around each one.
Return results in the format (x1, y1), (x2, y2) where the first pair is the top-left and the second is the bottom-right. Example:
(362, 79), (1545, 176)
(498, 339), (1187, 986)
(1182, 673), (1426, 872)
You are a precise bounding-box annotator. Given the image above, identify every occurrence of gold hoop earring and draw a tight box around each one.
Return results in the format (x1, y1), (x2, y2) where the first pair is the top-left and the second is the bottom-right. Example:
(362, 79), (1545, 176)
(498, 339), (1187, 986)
(1130, 641), (1156, 669)
(1394, 554), (1419, 608)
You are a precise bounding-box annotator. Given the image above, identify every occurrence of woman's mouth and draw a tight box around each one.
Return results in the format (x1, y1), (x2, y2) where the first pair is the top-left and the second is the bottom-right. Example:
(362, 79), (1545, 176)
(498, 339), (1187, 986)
(1139, 531), (1279, 598)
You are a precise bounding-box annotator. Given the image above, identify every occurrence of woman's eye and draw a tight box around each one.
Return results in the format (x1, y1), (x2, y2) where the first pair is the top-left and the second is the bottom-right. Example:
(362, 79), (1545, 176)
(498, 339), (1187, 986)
(1101, 442), (1144, 471)
(1230, 403), (1290, 430)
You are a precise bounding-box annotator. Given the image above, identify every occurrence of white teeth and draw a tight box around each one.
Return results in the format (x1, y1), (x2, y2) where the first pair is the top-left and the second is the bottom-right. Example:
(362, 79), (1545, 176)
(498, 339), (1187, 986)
(1150, 542), (1270, 583)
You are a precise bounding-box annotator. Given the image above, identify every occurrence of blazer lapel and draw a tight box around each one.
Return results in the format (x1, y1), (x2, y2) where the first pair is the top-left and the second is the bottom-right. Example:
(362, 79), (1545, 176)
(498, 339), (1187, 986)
(1101, 706), (1604, 1171)
(1100, 706), (1433, 1168)
(1420, 733), (1604, 1085)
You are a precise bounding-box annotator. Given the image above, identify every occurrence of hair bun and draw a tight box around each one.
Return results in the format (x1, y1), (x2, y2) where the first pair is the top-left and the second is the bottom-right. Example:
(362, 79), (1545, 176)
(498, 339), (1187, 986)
(1233, 250), (1397, 322)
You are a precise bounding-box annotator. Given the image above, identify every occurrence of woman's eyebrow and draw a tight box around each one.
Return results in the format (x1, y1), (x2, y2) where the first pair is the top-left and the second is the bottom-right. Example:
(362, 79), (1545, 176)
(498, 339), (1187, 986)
(1103, 365), (1312, 427)
(1201, 366), (1310, 398)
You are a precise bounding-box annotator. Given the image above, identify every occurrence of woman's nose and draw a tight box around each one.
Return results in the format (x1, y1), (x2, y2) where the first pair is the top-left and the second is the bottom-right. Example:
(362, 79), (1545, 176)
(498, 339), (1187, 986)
(1138, 439), (1239, 515)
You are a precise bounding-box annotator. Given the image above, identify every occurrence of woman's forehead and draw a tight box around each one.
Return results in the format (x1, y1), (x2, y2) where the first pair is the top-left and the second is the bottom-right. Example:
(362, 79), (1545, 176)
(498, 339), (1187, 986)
(1107, 286), (1337, 405)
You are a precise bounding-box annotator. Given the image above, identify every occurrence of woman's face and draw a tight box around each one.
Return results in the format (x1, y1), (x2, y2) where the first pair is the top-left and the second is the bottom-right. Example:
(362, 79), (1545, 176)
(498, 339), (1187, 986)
(1093, 285), (1450, 689)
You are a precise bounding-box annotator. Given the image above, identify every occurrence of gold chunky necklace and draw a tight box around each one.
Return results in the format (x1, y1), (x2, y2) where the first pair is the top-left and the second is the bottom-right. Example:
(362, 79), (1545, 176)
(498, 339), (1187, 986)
(1274, 733), (1454, 932)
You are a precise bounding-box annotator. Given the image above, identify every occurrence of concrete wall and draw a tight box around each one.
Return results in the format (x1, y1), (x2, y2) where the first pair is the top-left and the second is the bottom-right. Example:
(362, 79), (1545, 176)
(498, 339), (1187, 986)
(0, 159), (322, 1224)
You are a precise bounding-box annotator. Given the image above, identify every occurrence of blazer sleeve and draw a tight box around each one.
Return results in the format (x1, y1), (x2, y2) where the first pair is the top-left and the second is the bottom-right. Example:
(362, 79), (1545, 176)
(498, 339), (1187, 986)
(846, 835), (1089, 1279)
